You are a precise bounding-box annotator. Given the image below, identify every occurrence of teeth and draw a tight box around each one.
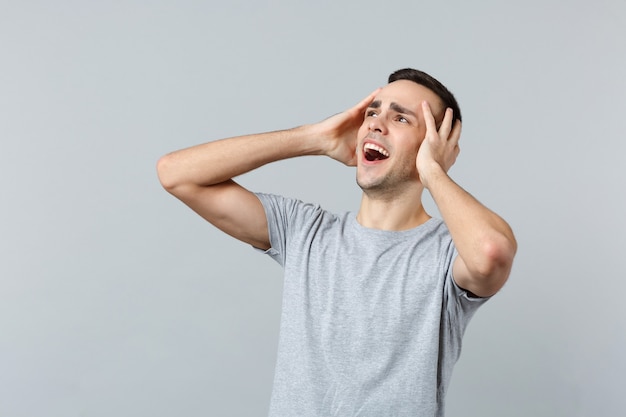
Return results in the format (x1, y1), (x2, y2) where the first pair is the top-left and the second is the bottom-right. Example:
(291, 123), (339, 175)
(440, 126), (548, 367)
(363, 143), (389, 157)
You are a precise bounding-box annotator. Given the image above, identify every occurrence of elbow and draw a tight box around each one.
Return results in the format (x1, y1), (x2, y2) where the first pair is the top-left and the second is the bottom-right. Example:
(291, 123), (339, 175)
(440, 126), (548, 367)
(486, 232), (517, 271)
(472, 234), (517, 294)
(156, 154), (179, 192)
(488, 239), (516, 275)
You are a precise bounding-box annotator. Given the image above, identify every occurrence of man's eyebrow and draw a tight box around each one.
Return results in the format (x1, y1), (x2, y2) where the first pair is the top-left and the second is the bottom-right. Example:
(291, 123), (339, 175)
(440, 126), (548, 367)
(390, 102), (417, 118)
(368, 100), (381, 109)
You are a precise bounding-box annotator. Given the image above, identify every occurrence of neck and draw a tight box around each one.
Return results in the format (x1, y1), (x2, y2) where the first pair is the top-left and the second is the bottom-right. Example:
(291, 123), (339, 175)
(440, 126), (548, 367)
(356, 187), (430, 231)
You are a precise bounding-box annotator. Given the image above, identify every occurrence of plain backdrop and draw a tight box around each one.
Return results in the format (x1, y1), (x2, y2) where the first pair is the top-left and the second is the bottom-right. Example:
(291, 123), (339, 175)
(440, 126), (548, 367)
(1, 1), (625, 416)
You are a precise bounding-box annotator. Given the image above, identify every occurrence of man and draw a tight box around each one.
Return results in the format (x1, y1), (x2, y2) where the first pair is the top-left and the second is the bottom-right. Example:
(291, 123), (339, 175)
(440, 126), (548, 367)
(157, 68), (517, 416)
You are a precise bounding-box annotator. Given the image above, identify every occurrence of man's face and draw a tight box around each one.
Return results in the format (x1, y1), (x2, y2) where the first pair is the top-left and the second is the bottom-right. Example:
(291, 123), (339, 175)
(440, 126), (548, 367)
(356, 80), (444, 194)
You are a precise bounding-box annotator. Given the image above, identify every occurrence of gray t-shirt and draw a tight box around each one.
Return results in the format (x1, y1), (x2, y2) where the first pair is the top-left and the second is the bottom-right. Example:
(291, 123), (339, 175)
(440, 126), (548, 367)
(255, 193), (488, 417)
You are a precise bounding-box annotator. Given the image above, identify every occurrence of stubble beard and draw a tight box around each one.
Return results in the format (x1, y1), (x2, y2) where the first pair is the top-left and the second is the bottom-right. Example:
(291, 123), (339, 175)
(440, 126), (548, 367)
(356, 167), (416, 201)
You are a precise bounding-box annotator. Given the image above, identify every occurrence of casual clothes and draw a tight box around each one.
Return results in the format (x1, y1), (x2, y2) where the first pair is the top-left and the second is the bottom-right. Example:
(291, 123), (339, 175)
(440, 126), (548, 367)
(255, 193), (488, 417)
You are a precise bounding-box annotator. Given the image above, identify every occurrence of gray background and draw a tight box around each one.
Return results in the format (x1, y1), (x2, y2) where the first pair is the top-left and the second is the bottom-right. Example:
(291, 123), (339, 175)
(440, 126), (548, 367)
(1, 0), (624, 416)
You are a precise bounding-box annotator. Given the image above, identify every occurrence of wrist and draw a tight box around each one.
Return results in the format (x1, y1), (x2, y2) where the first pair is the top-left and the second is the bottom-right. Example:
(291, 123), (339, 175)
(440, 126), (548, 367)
(419, 161), (447, 190)
(299, 123), (336, 157)
(280, 124), (327, 157)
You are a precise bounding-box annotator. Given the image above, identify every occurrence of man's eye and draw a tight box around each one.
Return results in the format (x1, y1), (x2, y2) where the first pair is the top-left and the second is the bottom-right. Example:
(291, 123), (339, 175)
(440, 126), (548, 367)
(397, 116), (408, 123)
(366, 110), (378, 117)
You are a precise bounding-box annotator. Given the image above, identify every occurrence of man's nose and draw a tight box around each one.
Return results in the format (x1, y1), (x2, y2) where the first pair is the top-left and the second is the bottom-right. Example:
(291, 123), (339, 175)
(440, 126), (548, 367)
(368, 115), (387, 134)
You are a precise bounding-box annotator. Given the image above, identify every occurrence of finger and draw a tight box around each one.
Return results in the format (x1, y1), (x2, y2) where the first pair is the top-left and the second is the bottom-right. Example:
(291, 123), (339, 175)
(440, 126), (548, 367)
(448, 119), (462, 146)
(438, 108), (454, 139)
(421, 101), (437, 135)
(353, 88), (381, 113)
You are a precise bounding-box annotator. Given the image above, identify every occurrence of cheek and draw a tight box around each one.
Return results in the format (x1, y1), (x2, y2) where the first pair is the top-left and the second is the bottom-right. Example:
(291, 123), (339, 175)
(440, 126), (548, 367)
(415, 125), (427, 143)
(400, 134), (422, 154)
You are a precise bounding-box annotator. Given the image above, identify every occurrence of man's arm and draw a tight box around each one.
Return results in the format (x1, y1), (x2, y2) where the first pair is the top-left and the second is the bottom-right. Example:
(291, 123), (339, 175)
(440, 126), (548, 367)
(417, 102), (517, 297)
(156, 90), (380, 249)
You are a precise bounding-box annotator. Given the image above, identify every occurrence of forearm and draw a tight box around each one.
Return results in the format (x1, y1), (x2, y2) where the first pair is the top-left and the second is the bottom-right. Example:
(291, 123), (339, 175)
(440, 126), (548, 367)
(426, 166), (517, 280)
(157, 124), (325, 191)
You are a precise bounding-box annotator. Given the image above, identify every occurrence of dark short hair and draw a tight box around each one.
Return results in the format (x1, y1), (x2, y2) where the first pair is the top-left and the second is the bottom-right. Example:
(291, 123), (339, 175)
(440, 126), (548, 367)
(388, 68), (462, 124)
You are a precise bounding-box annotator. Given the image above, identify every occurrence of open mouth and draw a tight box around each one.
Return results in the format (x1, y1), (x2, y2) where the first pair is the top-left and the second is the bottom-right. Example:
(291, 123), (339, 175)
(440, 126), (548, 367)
(363, 143), (389, 162)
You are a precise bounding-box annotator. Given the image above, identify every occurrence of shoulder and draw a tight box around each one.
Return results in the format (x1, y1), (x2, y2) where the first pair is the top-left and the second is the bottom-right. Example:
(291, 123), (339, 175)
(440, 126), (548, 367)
(255, 193), (350, 239)
(256, 192), (339, 221)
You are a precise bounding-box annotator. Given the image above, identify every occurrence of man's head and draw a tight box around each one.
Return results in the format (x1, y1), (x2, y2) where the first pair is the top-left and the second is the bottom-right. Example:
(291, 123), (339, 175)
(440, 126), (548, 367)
(355, 68), (461, 196)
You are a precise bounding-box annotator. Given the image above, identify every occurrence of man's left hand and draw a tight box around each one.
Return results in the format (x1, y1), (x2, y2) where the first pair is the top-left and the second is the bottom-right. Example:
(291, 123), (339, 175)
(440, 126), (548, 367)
(416, 101), (462, 189)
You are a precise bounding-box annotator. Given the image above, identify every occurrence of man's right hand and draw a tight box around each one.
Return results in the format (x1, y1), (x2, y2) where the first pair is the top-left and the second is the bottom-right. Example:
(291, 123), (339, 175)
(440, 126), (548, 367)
(312, 88), (381, 166)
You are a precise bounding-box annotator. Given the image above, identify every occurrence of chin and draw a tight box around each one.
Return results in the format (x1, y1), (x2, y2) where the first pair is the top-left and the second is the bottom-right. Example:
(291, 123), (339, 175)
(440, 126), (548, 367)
(356, 172), (422, 198)
(356, 176), (391, 195)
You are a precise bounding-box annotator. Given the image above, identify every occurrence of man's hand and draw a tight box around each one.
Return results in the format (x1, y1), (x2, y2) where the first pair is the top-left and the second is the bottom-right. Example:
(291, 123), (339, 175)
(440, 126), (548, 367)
(416, 101), (462, 189)
(311, 88), (380, 166)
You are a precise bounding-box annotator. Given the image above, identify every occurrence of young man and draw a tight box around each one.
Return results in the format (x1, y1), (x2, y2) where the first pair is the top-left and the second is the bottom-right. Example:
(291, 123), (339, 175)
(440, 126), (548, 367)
(157, 68), (517, 416)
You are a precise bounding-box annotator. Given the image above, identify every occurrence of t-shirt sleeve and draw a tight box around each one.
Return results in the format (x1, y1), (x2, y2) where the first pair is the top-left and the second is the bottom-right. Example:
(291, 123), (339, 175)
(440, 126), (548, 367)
(253, 192), (324, 267)
(252, 193), (290, 265)
(443, 244), (490, 333)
